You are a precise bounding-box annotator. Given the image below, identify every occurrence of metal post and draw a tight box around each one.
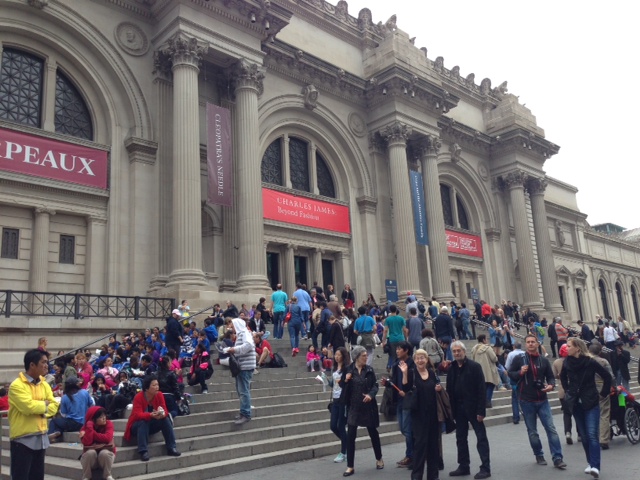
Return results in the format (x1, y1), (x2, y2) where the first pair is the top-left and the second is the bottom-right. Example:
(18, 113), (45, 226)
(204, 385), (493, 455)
(134, 296), (140, 320)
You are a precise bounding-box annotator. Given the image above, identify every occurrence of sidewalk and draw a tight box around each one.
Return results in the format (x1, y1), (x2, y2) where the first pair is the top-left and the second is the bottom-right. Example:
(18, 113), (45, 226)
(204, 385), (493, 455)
(217, 414), (640, 480)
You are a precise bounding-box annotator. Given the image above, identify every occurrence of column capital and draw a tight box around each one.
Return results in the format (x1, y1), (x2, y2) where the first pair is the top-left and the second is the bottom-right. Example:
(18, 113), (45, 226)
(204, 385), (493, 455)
(379, 122), (411, 147)
(414, 135), (441, 158)
(499, 170), (528, 190)
(35, 207), (56, 216)
(229, 58), (265, 96)
(526, 176), (548, 195)
(154, 33), (206, 76)
(356, 195), (378, 214)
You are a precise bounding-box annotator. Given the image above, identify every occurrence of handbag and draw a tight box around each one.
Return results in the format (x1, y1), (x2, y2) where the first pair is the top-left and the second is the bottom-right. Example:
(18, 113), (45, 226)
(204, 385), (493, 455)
(564, 369), (587, 415)
(284, 312), (292, 323)
(228, 354), (241, 378)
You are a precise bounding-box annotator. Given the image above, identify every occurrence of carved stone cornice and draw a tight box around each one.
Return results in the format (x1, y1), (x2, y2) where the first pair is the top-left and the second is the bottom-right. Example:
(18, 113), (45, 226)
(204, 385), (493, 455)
(484, 227), (501, 242)
(229, 58), (265, 96)
(27, 0), (48, 8)
(526, 176), (548, 196)
(380, 122), (411, 147)
(490, 128), (560, 161)
(356, 195), (377, 214)
(154, 32), (207, 76)
(438, 117), (492, 156)
(125, 137), (158, 166)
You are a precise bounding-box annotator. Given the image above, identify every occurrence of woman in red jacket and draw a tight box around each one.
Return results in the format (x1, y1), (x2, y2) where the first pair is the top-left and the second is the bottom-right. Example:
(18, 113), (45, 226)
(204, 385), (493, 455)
(80, 406), (116, 480)
(124, 376), (181, 461)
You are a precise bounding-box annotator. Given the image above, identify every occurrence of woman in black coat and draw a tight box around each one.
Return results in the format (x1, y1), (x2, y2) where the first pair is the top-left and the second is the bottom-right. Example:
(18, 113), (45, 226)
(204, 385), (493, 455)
(339, 346), (383, 476)
(328, 315), (346, 350)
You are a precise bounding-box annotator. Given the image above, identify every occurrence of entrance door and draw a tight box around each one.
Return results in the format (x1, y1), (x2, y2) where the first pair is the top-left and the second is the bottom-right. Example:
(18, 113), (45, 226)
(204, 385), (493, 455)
(266, 252), (279, 291)
(322, 259), (334, 293)
(294, 256), (308, 287)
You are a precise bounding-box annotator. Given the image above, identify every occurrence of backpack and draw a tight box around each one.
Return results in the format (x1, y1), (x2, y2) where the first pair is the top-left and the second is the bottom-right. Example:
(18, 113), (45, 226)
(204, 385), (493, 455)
(271, 352), (287, 368)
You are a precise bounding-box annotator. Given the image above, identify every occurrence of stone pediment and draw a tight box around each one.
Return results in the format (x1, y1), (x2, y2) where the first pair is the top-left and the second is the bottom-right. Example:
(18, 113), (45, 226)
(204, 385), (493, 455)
(572, 268), (588, 280)
(556, 265), (572, 278)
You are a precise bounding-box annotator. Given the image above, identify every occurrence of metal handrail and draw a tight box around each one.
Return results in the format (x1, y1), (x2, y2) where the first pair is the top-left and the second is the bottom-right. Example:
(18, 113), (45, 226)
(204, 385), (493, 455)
(48, 331), (116, 363)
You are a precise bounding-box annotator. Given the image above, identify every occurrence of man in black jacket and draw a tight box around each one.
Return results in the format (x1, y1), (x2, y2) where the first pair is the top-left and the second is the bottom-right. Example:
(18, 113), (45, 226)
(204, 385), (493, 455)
(165, 309), (184, 353)
(508, 335), (566, 469)
(611, 340), (631, 390)
(446, 341), (491, 479)
(547, 318), (558, 358)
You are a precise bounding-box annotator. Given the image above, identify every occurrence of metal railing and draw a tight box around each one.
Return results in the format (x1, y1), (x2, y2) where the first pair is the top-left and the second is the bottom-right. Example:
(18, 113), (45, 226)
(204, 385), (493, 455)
(48, 331), (116, 363)
(0, 290), (175, 320)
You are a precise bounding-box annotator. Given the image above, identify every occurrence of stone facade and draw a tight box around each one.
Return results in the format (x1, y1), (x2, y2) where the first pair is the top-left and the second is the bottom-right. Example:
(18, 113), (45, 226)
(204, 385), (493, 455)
(0, 0), (639, 326)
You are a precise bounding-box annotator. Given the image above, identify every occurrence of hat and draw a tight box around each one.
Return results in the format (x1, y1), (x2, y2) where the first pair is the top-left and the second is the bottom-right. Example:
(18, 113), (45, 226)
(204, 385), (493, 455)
(171, 309), (181, 316)
(577, 319), (584, 324)
(64, 376), (79, 387)
(440, 306), (448, 312)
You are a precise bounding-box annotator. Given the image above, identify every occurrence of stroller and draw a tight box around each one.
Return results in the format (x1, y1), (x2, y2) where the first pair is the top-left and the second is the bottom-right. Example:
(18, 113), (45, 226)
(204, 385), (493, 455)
(609, 386), (640, 445)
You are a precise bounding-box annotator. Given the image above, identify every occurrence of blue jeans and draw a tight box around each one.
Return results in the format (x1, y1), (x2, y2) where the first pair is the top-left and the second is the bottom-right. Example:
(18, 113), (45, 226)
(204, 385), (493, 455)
(273, 311), (284, 338)
(301, 312), (310, 335)
(288, 322), (302, 349)
(573, 402), (600, 470)
(616, 371), (630, 391)
(397, 404), (413, 458)
(520, 400), (563, 461)
(330, 401), (347, 455)
(131, 417), (176, 453)
(235, 369), (253, 418)
(462, 319), (473, 340)
(511, 384), (520, 422)
(485, 383), (495, 404)
(48, 416), (82, 435)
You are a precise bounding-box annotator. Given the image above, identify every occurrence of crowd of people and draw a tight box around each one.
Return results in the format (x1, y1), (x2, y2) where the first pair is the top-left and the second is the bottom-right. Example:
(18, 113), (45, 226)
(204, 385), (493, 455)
(3, 285), (639, 480)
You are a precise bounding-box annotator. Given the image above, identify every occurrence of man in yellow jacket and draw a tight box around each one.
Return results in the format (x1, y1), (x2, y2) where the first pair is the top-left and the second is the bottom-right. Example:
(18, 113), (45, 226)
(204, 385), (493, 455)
(8, 349), (59, 480)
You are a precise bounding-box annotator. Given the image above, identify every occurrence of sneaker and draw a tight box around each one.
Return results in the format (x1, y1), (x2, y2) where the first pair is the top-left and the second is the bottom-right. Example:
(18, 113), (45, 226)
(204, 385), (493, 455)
(566, 433), (573, 445)
(48, 431), (61, 442)
(234, 415), (251, 425)
(202, 389), (209, 394)
(584, 465), (592, 474)
(334, 453), (346, 463)
(253, 369), (260, 374)
(474, 471), (491, 479)
(590, 467), (599, 479)
(536, 456), (547, 466)
(292, 349), (297, 357)
(553, 459), (567, 469)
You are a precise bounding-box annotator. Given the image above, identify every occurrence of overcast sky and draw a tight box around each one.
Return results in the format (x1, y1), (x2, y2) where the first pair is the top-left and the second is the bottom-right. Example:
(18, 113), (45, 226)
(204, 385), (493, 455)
(338, 0), (638, 229)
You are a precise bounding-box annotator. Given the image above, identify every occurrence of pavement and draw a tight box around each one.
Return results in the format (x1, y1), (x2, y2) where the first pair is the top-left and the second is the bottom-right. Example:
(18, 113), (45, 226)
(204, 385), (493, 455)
(216, 414), (640, 480)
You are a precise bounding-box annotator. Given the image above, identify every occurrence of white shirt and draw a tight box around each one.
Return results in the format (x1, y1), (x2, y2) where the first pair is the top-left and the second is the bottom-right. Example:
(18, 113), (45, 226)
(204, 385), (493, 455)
(603, 326), (618, 342)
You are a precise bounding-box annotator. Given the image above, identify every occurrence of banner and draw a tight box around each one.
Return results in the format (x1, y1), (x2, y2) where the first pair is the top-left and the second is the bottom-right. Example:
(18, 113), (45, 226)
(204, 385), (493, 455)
(409, 170), (429, 245)
(206, 103), (233, 206)
(0, 126), (108, 189)
(262, 188), (351, 234)
(446, 229), (483, 258)
(385, 279), (399, 303)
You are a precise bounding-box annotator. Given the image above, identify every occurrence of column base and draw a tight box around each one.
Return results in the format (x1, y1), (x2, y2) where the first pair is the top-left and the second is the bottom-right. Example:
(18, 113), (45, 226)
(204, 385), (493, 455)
(522, 301), (545, 311)
(166, 268), (208, 287)
(544, 303), (565, 314)
(398, 290), (424, 303)
(234, 274), (272, 296)
(148, 275), (170, 292)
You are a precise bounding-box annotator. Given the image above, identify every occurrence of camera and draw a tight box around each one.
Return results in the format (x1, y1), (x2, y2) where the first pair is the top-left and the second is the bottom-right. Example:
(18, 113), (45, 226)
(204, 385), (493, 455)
(533, 380), (545, 391)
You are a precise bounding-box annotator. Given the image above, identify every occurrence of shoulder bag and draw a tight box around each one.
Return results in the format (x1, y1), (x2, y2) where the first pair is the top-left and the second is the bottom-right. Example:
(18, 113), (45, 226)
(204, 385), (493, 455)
(228, 354), (241, 378)
(564, 368), (587, 415)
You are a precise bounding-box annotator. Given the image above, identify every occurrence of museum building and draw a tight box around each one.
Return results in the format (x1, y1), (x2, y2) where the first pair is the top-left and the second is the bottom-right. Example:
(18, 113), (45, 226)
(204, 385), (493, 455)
(1, 0), (639, 325)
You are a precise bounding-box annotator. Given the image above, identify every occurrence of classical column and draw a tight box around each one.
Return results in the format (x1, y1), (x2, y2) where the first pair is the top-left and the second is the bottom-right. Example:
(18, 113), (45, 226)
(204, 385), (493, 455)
(283, 135), (292, 188)
(457, 269), (465, 302)
(162, 33), (207, 286)
(419, 136), (453, 301)
(527, 177), (563, 312)
(380, 122), (422, 299)
(501, 171), (541, 308)
(312, 248), (323, 290)
(30, 208), (54, 292)
(42, 60), (57, 132)
(357, 195), (382, 302)
(86, 216), (107, 294)
(284, 244), (296, 295)
(338, 251), (353, 297)
(230, 59), (270, 293)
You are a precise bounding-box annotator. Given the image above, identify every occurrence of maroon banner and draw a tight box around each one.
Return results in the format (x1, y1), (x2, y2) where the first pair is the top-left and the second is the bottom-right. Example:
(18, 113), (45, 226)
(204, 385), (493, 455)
(446, 229), (483, 258)
(262, 188), (351, 234)
(0, 127), (108, 189)
(206, 103), (233, 206)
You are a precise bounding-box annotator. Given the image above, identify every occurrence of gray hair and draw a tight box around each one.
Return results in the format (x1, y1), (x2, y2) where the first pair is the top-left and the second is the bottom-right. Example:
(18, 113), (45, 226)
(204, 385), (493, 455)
(351, 346), (367, 362)
(451, 340), (466, 352)
(330, 294), (337, 301)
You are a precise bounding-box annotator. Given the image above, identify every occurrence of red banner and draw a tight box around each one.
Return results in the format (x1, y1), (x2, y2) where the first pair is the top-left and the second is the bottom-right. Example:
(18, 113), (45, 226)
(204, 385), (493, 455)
(206, 103), (233, 206)
(446, 230), (483, 258)
(0, 127), (108, 189)
(262, 188), (351, 234)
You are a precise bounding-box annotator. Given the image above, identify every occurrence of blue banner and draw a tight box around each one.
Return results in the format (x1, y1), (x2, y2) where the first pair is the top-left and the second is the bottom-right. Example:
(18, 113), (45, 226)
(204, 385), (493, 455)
(385, 279), (399, 303)
(409, 170), (429, 245)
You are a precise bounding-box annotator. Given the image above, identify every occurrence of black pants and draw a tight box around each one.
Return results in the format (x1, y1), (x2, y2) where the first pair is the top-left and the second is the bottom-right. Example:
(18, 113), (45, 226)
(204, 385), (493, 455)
(549, 340), (558, 358)
(454, 408), (491, 473)
(346, 424), (382, 468)
(10, 441), (46, 480)
(559, 398), (573, 434)
(411, 420), (440, 480)
(188, 370), (207, 391)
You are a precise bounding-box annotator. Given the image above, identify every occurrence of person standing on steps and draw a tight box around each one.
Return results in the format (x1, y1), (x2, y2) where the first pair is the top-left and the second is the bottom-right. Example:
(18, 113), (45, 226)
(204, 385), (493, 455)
(226, 317), (257, 425)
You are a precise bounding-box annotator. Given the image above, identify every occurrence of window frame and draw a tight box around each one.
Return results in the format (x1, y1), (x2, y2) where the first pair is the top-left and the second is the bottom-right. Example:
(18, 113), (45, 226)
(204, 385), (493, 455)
(59, 234), (75, 265)
(1, 227), (20, 259)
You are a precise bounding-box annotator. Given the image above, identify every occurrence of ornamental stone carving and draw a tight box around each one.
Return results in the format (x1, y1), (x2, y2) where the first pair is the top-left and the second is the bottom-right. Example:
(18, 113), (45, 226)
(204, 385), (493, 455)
(115, 22), (149, 57)
(555, 220), (566, 247)
(302, 84), (319, 110)
(449, 143), (462, 162)
(480, 78), (491, 95)
(434, 56), (444, 73)
(27, 0), (48, 8)
(380, 122), (411, 146)
(348, 112), (366, 137)
(153, 33), (206, 76)
(357, 8), (373, 31)
(35, 207), (56, 216)
(477, 162), (489, 180)
(229, 59), (265, 96)
(527, 176), (548, 195)
(501, 170), (528, 189)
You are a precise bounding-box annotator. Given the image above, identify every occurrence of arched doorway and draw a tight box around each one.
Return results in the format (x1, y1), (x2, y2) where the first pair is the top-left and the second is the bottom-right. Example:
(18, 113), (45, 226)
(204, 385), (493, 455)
(615, 282), (626, 319)
(599, 279), (610, 318)
(631, 284), (639, 325)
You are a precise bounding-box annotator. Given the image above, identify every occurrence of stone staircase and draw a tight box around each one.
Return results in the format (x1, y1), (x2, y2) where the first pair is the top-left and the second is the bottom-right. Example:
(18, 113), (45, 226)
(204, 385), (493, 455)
(1, 334), (639, 480)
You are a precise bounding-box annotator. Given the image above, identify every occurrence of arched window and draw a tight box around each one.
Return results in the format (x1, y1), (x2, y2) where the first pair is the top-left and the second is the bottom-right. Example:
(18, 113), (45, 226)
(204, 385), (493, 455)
(316, 153), (335, 198)
(440, 184), (454, 226)
(616, 282), (626, 319)
(0, 48), (44, 127)
(456, 195), (470, 230)
(261, 139), (282, 186)
(289, 137), (309, 192)
(54, 70), (93, 140)
(260, 136), (336, 199)
(599, 279), (610, 318)
(0, 47), (93, 140)
(631, 285), (639, 324)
